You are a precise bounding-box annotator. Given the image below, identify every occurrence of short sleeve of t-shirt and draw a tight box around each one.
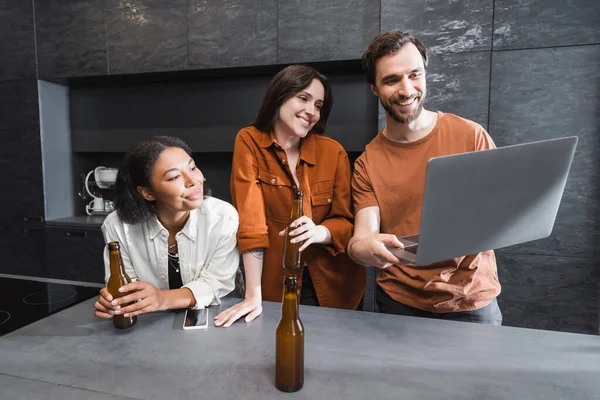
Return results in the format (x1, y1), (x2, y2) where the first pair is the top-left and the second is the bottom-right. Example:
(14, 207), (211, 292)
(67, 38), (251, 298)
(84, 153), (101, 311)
(352, 156), (379, 213)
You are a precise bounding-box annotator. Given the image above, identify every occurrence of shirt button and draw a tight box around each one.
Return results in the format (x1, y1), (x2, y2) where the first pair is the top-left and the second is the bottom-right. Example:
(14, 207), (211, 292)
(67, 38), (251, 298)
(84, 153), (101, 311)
(271, 178), (276, 184)
(327, 198), (332, 203)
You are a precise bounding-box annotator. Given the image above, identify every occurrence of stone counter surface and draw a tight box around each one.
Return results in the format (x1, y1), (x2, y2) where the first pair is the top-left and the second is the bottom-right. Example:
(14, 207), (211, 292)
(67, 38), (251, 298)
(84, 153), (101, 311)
(0, 298), (598, 400)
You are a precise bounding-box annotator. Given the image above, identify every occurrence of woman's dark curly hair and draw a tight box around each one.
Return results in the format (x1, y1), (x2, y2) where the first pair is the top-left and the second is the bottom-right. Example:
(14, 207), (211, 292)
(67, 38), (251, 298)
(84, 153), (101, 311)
(114, 136), (211, 224)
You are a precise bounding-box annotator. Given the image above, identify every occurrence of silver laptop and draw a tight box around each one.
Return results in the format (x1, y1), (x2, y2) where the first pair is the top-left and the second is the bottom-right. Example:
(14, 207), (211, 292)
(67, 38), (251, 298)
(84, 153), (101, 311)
(389, 136), (578, 265)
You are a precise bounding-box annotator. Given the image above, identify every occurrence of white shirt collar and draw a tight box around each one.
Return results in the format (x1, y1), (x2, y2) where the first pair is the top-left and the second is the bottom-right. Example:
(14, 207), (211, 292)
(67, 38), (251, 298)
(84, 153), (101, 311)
(147, 208), (198, 241)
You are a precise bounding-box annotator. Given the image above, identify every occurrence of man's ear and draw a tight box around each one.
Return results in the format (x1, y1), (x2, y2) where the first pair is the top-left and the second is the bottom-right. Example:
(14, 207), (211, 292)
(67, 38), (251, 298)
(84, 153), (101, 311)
(137, 186), (155, 202)
(370, 84), (379, 97)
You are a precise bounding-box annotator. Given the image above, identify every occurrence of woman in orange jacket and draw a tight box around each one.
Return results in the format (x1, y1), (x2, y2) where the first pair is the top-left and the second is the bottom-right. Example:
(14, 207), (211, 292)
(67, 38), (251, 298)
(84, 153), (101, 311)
(214, 65), (365, 327)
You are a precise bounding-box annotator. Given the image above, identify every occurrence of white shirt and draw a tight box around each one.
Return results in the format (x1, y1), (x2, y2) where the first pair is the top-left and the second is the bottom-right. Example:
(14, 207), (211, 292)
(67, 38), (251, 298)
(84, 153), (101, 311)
(101, 196), (240, 309)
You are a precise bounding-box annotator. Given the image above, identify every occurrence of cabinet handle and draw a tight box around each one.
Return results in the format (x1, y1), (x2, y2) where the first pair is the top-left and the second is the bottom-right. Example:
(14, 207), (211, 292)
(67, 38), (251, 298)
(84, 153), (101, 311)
(65, 231), (87, 239)
(23, 216), (44, 222)
(23, 215), (44, 232)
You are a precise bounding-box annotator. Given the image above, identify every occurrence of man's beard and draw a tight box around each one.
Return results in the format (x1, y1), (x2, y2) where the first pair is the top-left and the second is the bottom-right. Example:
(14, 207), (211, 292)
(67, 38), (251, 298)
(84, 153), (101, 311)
(381, 91), (425, 124)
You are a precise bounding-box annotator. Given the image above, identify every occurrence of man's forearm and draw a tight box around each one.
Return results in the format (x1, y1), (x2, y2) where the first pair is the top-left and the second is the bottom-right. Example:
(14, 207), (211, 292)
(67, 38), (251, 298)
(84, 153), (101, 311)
(347, 236), (371, 267)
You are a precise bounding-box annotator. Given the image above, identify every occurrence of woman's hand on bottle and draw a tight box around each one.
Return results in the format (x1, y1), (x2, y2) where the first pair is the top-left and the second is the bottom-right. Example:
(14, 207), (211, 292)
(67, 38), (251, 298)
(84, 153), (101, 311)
(213, 296), (262, 328)
(279, 216), (332, 251)
(111, 281), (167, 317)
(94, 287), (116, 319)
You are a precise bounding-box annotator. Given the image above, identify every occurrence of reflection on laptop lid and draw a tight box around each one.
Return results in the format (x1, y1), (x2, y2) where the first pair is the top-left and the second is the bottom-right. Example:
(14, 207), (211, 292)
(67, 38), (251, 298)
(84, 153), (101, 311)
(390, 136), (578, 265)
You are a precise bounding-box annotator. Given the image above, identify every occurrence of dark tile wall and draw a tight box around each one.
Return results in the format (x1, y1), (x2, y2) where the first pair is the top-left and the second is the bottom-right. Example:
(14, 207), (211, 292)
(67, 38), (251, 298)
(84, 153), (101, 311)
(0, 0), (37, 80)
(426, 51), (490, 128)
(106, 0), (188, 74)
(381, 0), (494, 54)
(278, 0), (380, 63)
(494, 0), (600, 50)
(496, 252), (599, 334)
(187, 0), (277, 68)
(35, 0), (108, 78)
(489, 46), (600, 259)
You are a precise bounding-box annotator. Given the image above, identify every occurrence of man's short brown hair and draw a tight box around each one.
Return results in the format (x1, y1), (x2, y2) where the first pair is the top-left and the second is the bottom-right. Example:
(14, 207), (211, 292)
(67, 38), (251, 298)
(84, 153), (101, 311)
(362, 31), (428, 85)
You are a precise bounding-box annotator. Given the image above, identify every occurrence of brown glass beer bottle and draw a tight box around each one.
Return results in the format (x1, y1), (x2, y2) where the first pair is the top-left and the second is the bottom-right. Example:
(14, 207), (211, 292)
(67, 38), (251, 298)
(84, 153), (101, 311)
(282, 190), (303, 270)
(275, 275), (304, 392)
(107, 241), (137, 329)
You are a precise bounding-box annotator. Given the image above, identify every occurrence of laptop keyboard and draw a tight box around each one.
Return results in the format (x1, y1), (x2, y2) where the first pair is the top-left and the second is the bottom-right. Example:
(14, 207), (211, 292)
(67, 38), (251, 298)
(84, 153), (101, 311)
(403, 244), (418, 254)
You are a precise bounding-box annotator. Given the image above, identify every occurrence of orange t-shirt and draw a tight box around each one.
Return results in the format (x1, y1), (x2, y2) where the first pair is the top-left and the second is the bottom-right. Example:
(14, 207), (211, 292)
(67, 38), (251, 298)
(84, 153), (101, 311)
(352, 112), (501, 313)
(231, 126), (365, 309)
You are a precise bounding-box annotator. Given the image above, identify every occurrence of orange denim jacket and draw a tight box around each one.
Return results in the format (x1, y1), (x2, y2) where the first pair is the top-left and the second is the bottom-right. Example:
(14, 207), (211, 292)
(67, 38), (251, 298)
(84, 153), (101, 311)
(230, 126), (365, 309)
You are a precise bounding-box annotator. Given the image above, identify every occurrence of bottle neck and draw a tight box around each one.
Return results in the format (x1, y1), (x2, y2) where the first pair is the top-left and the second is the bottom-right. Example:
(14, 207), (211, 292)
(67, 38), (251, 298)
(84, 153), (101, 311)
(109, 250), (126, 277)
(291, 198), (303, 219)
(281, 282), (299, 320)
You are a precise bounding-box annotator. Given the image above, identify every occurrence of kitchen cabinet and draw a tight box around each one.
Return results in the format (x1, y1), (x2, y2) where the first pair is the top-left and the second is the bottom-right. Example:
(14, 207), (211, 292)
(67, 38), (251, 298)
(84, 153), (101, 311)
(44, 226), (106, 283)
(0, 80), (45, 277)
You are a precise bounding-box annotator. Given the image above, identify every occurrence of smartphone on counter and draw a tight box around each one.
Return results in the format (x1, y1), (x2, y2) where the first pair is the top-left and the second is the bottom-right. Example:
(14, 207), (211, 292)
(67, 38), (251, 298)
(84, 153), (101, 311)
(183, 308), (209, 330)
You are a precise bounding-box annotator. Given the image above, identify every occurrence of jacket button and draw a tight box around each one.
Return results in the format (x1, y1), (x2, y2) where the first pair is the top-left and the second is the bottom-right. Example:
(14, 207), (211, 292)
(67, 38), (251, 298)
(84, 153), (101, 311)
(271, 178), (276, 184)
(327, 198), (332, 203)
(281, 159), (286, 165)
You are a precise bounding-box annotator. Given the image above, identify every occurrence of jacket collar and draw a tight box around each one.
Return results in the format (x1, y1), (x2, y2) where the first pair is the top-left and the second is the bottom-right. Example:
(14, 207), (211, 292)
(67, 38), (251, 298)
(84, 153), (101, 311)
(260, 130), (316, 165)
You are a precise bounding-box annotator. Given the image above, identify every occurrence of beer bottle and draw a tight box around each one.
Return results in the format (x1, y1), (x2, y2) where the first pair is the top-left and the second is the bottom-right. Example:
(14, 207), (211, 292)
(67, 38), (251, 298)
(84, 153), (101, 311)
(282, 190), (303, 270)
(275, 275), (304, 392)
(107, 241), (137, 329)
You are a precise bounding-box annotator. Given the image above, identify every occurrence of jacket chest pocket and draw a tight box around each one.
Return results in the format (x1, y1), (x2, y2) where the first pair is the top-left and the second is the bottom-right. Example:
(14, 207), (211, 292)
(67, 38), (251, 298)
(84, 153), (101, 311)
(310, 181), (334, 224)
(258, 171), (293, 224)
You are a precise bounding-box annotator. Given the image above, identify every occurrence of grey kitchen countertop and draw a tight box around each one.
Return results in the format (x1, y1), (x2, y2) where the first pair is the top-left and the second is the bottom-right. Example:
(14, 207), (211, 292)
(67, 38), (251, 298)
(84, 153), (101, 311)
(0, 297), (599, 400)
(45, 215), (107, 228)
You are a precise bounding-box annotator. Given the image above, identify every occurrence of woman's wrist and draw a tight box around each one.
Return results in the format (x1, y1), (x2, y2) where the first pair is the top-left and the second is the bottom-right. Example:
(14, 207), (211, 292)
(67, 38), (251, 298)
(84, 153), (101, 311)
(245, 287), (262, 301)
(316, 224), (332, 244)
(161, 287), (197, 310)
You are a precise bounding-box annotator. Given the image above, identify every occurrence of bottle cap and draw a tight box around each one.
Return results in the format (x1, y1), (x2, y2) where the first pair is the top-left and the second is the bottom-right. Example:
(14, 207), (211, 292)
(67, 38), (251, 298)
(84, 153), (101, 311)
(283, 274), (298, 286)
(108, 241), (120, 250)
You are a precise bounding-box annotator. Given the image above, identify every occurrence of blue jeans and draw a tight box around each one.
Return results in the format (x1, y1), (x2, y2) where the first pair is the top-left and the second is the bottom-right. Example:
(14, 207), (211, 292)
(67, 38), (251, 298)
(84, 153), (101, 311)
(376, 285), (503, 325)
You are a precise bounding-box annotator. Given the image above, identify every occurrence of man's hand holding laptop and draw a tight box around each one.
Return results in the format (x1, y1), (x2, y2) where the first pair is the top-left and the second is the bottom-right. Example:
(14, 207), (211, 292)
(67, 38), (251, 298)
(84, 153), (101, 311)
(348, 233), (404, 269)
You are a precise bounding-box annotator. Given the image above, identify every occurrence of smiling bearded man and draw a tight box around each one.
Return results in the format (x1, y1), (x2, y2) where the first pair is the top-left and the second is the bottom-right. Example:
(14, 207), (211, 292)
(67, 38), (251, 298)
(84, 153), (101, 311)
(347, 31), (503, 326)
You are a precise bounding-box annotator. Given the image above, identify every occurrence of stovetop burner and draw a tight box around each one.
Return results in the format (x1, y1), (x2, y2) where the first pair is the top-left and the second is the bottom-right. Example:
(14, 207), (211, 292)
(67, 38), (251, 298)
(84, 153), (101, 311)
(23, 289), (77, 305)
(0, 311), (10, 325)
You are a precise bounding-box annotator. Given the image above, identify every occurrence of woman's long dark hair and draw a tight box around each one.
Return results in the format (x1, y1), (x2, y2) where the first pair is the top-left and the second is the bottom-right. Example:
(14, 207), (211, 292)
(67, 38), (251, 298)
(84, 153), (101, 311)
(252, 65), (333, 134)
(114, 136), (211, 225)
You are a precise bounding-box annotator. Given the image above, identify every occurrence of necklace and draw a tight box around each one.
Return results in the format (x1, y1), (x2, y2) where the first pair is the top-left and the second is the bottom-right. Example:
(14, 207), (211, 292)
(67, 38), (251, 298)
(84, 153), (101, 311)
(167, 252), (180, 273)
(168, 242), (177, 249)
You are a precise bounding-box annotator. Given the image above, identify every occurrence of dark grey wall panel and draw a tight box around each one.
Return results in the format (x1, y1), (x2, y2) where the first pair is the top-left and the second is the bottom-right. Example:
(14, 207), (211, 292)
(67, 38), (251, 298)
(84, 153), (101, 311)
(188, 0), (277, 68)
(278, 0), (380, 63)
(195, 153), (234, 205)
(69, 73), (376, 152)
(489, 46), (600, 258)
(35, 0), (108, 79)
(0, 0), (36, 80)
(494, 0), (600, 50)
(426, 51), (490, 128)
(69, 76), (267, 152)
(324, 75), (378, 151)
(496, 251), (599, 335)
(0, 80), (45, 277)
(381, 0), (493, 54)
(107, 0), (187, 74)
